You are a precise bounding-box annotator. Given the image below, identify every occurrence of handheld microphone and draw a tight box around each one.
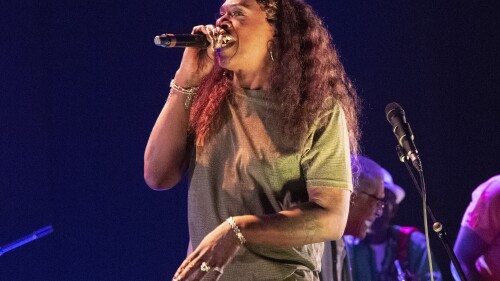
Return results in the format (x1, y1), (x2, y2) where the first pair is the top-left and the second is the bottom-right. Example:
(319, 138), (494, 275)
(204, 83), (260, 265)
(385, 102), (422, 171)
(154, 34), (234, 49)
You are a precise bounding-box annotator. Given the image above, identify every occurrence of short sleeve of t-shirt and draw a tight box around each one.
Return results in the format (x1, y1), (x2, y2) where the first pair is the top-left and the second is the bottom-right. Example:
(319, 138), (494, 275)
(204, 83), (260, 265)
(300, 104), (353, 191)
(461, 176), (500, 244)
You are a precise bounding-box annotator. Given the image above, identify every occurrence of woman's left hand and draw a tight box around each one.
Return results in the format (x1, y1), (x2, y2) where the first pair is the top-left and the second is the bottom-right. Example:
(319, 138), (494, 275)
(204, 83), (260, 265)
(173, 221), (241, 281)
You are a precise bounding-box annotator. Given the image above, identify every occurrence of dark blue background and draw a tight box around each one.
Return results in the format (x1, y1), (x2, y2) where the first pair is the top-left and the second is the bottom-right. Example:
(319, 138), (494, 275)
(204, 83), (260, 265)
(1, 0), (498, 280)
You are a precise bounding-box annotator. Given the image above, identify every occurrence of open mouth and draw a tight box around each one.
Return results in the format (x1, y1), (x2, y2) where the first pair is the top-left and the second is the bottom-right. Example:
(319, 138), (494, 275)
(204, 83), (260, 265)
(212, 34), (236, 49)
(215, 22), (236, 49)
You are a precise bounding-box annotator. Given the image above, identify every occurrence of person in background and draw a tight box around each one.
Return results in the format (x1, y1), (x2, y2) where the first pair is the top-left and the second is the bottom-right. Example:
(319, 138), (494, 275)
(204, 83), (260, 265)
(144, 0), (361, 280)
(321, 155), (385, 281)
(453, 175), (500, 281)
(346, 168), (442, 281)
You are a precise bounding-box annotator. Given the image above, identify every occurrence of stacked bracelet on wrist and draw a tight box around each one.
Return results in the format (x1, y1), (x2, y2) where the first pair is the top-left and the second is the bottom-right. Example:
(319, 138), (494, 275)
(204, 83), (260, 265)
(226, 217), (246, 244)
(169, 79), (198, 109)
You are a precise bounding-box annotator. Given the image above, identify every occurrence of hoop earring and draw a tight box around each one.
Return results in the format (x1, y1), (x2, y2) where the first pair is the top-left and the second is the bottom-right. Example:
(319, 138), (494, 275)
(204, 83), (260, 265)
(267, 40), (275, 62)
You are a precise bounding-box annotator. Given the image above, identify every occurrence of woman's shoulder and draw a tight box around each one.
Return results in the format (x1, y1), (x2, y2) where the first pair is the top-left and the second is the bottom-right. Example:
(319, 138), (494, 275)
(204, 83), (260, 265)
(312, 99), (344, 127)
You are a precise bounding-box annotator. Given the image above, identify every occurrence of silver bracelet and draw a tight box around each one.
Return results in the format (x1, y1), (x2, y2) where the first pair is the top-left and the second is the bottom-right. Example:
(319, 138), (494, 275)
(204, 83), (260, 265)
(169, 79), (198, 109)
(226, 217), (246, 244)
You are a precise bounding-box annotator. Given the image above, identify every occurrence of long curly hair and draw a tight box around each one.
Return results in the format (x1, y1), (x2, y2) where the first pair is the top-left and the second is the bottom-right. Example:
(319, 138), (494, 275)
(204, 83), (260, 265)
(189, 0), (361, 155)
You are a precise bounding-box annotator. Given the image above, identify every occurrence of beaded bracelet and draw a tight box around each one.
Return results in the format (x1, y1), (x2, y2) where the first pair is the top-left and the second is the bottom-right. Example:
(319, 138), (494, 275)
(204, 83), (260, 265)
(169, 79), (199, 109)
(226, 217), (246, 244)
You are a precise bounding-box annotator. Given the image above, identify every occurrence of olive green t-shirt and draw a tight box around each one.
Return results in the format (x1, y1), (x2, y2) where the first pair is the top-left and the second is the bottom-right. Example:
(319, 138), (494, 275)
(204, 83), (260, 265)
(187, 88), (352, 280)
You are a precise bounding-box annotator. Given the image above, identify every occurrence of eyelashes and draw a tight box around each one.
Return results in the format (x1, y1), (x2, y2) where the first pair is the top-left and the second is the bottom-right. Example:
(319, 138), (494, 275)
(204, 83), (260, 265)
(216, 10), (244, 19)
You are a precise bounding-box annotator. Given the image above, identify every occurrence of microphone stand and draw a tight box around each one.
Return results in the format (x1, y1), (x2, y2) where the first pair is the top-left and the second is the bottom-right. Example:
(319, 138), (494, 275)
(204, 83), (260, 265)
(395, 146), (467, 281)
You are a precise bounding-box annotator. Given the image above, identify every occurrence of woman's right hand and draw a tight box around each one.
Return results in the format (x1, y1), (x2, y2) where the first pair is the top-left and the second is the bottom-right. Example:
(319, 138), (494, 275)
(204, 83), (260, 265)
(173, 25), (227, 87)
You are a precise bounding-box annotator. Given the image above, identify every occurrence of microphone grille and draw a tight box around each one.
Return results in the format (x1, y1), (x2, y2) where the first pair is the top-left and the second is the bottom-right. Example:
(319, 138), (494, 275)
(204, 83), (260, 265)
(154, 36), (162, 46)
(385, 102), (404, 122)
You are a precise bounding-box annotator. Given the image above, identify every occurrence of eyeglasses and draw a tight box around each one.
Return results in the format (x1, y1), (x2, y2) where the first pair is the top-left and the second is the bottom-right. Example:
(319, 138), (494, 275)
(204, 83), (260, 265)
(358, 190), (385, 217)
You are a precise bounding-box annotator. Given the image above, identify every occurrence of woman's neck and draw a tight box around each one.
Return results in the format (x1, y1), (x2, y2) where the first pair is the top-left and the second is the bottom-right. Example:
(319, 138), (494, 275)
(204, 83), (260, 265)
(231, 63), (272, 90)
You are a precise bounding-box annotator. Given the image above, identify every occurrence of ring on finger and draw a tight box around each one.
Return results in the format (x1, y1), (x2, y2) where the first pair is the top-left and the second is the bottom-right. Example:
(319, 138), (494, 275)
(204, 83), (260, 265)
(200, 262), (211, 272)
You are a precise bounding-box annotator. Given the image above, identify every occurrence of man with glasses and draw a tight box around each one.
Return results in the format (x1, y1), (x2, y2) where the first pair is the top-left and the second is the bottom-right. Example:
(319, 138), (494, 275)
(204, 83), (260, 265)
(321, 155), (386, 281)
(345, 168), (442, 281)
